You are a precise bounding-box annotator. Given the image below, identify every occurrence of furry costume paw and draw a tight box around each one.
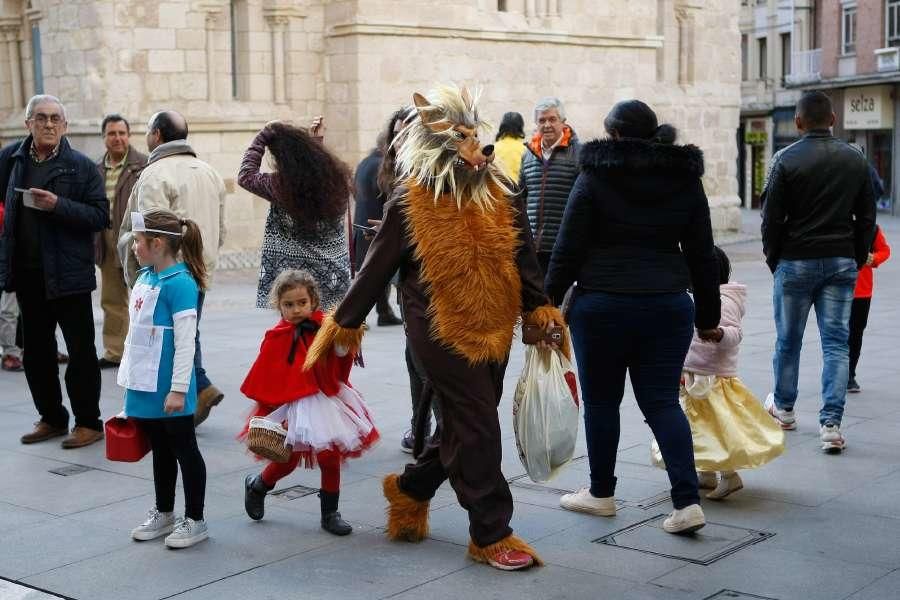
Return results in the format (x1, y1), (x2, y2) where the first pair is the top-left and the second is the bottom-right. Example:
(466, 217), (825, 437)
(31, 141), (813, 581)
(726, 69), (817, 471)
(525, 305), (571, 360)
(383, 474), (430, 542)
(303, 315), (365, 371)
(467, 534), (544, 569)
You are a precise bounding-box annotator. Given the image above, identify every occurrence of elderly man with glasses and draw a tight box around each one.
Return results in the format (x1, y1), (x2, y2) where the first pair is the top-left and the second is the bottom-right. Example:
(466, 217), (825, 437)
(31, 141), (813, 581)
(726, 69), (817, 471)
(0, 94), (108, 448)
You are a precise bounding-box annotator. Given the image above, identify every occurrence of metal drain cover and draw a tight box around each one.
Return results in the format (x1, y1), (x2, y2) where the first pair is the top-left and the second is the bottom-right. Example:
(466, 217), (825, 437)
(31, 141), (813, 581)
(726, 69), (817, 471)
(628, 490), (671, 510)
(270, 484), (318, 500)
(703, 591), (779, 600)
(594, 513), (774, 565)
(48, 464), (93, 476)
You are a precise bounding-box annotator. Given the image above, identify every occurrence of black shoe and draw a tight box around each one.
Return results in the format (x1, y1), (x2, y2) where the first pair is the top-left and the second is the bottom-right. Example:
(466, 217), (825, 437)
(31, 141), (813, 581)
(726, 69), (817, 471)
(400, 430), (415, 454)
(847, 378), (861, 393)
(319, 490), (352, 536)
(377, 313), (403, 326)
(244, 474), (271, 521)
(98, 357), (120, 369)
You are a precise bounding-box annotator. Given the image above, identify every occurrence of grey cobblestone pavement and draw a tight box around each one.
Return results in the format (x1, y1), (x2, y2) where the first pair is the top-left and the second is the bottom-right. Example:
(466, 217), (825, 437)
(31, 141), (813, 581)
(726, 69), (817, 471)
(1, 211), (898, 600)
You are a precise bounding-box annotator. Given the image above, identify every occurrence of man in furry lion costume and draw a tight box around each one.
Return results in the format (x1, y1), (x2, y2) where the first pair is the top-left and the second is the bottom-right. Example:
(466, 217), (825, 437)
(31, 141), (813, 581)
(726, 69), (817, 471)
(305, 84), (567, 571)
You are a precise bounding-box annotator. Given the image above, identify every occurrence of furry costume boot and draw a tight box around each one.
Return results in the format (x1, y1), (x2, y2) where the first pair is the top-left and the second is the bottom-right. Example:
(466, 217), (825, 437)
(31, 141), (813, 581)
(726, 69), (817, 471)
(319, 490), (353, 536)
(467, 534), (544, 571)
(382, 474), (429, 542)
(244, 474), (272, 521)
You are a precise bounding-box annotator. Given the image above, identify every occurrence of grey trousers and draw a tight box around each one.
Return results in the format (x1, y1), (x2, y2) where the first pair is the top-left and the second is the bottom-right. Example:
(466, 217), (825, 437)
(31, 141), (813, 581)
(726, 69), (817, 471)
(0, 292), (21, 359)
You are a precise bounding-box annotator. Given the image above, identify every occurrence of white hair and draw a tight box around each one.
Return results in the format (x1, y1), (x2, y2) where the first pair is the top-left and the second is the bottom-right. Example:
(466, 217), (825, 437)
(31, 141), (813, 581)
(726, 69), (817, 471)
(533, 97), (566, 122)
(25, 95), (67, 121)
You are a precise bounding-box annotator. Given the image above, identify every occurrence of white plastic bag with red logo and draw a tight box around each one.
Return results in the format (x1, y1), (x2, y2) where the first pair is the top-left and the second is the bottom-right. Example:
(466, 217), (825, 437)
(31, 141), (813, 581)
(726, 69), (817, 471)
(513, 346), (580, 483)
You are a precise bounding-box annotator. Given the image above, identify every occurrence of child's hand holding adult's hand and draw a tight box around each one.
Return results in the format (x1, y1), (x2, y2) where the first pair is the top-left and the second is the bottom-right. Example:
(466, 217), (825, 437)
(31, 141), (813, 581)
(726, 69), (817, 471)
(164, 392), (186, 414)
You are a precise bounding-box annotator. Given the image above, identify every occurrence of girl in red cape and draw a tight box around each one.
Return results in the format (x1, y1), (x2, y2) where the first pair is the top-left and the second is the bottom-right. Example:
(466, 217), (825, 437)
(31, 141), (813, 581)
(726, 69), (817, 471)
(240, 269), (378, 535)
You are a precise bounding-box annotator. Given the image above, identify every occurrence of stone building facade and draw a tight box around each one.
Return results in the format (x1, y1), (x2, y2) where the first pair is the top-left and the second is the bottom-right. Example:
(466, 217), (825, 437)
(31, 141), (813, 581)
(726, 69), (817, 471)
(0, 0), (741, 264)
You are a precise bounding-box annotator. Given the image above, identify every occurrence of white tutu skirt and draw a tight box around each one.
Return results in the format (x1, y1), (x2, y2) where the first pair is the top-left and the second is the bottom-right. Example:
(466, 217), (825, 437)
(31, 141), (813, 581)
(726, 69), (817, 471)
(260, 383), (379, 467)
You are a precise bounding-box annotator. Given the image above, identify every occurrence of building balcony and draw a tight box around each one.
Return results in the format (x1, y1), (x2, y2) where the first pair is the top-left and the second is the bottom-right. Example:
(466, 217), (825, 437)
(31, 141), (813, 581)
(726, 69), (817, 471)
(875, 47), (900, 73)
(785, 49), (822, 86)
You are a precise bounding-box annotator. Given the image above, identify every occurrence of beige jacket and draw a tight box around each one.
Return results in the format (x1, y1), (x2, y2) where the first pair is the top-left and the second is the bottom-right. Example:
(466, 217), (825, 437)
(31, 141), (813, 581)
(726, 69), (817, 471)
(118, 140), (226, 286)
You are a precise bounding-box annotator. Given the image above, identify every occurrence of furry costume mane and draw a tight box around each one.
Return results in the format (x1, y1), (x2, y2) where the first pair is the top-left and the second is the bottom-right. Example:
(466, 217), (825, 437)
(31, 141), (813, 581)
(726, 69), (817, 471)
(396, 84), (513, 210)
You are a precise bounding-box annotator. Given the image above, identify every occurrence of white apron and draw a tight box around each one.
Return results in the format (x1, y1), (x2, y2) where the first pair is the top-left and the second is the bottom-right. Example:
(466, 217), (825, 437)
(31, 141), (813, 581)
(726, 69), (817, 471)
(117, 282), (168, 392)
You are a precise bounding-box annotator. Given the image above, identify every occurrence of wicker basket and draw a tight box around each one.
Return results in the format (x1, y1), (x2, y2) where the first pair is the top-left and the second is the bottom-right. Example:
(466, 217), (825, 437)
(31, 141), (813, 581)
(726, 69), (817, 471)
(247, 417), (293, 463)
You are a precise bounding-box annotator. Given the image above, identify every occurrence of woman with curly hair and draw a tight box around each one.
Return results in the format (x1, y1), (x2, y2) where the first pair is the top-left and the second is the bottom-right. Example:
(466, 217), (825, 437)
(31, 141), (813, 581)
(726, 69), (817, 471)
(238, 118), (353, 309)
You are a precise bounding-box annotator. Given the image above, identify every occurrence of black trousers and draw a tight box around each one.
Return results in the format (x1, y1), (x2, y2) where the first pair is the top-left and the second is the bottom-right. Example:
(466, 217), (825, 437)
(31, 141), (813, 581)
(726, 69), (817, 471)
(375, 285), (397, 318)
(405, 342), (441, 434)
(536, 251), (552, 278)
(137, 416), (207, 521)
(848, 297), (871, 379)
(16, 272), (101, 431)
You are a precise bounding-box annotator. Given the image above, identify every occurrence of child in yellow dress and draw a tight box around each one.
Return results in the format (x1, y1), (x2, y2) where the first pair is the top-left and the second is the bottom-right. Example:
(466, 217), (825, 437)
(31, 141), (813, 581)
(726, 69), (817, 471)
(656, 247), (785, 500)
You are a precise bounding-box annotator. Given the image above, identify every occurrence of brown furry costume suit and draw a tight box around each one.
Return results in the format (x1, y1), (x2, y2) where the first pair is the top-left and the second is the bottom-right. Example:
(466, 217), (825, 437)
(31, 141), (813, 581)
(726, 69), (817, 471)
(305, 86), (566, 567)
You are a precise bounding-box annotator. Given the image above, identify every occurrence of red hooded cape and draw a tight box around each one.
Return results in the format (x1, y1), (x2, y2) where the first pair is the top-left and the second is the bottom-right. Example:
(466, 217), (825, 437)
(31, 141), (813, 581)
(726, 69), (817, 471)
(240, 311), (354, 407)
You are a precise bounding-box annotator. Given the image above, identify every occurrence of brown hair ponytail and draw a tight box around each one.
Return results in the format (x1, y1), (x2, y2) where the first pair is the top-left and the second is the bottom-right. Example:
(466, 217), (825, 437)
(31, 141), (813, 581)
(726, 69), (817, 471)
(179, 218), (208, 290)
(140, 209), (208, 290)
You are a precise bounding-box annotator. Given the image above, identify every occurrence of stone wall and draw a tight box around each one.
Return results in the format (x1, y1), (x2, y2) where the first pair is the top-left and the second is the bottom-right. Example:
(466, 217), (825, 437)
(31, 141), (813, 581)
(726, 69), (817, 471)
(0, 0), (741, 266)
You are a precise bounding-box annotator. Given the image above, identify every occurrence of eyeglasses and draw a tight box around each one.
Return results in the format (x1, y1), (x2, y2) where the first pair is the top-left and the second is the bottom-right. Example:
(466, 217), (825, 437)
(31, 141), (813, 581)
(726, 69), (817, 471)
(29, 114), (65, 126)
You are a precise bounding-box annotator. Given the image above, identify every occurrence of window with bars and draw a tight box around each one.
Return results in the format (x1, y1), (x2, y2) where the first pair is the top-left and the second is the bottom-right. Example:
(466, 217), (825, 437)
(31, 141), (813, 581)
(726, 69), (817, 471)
(888, 0), (900, 47)
(842, 4), (857, 55)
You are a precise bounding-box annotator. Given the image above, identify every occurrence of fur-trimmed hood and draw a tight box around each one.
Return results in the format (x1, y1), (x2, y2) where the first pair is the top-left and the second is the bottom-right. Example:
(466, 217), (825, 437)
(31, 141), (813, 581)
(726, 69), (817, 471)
(577, 138), (704, 201)
(579, 138), (704, 177)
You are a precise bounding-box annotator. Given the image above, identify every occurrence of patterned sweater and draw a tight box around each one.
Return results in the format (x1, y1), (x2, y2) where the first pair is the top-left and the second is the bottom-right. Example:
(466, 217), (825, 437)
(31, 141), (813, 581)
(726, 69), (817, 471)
(237, 129), (350, 309)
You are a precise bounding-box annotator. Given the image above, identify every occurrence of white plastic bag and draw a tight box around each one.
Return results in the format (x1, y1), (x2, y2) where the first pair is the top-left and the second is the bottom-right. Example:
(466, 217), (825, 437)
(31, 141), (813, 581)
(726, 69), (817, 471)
(513, 346), (580, 483)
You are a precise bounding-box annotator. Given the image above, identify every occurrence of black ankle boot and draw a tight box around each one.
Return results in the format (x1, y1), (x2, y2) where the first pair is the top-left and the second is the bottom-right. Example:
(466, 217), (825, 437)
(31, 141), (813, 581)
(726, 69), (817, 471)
(244, 474), (271, 521)
(319, 490), (352, 536)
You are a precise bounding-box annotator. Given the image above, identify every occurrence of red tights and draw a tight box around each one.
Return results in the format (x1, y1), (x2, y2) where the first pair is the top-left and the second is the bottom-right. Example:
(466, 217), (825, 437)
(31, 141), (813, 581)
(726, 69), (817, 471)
(260, 450), (341, 493)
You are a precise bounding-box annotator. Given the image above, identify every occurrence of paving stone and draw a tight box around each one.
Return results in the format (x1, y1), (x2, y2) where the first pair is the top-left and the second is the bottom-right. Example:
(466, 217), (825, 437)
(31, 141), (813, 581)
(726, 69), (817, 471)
(0, 580), (64, 600)
(652, 546), (890, 600)
(159, 531), (471, 600)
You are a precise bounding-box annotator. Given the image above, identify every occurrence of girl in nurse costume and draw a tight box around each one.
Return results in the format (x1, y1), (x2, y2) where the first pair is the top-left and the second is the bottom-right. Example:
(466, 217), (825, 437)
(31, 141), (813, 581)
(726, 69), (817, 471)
(241, 269), (378, 536)
(120, 209), (210, 549)
(658, 246), (785, 500)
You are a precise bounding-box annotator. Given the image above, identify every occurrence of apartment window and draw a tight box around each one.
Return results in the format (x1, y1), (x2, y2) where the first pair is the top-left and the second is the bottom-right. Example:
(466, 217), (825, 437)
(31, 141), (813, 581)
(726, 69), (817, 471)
(780, 32), (791, 83)
(888, 0), (900, 47)
(758, 37), (767, 80)
(741, 35), (749, 81)
(842, 3), (857, 55)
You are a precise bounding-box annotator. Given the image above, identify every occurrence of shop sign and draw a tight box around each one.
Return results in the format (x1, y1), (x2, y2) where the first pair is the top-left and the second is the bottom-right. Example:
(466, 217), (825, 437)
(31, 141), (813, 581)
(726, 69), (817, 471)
(845, 86), (894, 130)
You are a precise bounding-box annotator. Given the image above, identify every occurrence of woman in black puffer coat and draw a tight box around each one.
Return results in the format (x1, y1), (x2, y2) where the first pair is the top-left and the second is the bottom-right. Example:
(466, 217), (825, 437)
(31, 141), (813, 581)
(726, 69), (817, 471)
(545, 100), (720, 535)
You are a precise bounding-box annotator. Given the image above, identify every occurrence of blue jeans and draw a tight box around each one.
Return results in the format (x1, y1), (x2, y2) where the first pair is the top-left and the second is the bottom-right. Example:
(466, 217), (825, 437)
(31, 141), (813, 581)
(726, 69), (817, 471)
(569, 290), (699, 509)
(194, 291), (211, 391)
(772, 258), (857, 426)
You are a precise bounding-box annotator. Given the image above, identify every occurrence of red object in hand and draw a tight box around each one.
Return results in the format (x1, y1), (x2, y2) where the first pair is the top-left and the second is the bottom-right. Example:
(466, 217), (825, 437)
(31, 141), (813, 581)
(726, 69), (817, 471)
(105, 416), (151, 462)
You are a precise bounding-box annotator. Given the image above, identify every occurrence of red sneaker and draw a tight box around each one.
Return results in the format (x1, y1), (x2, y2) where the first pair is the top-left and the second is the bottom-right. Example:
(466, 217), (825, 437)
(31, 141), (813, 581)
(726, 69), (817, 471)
(487, 549), (535, 571)
(1, 354), (23, 371)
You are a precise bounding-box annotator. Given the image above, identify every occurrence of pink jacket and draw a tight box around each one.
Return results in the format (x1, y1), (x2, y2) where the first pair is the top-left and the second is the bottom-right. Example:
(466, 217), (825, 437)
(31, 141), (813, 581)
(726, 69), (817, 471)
(683, 282), (746, 377)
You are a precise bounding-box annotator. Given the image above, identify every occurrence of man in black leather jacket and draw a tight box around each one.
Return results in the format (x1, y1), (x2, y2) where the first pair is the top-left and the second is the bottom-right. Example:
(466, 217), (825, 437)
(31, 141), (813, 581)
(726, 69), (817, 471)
(760, 91), (876, 454)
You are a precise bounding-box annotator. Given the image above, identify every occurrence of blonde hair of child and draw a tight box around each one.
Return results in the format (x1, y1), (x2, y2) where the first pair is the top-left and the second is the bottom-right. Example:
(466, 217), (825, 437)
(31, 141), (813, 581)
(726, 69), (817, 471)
(269, 269), (321, 311)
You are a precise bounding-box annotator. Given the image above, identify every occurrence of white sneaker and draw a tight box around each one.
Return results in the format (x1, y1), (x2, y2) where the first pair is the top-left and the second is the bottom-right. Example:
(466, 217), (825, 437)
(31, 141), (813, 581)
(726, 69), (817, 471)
(697, 471), (718, 490)
(164, 517), (209, 549)
(663, 504), (706, 534)
(131, 508), (176, 541)
(559, 488), (616, 516)
(765, 393), (797, 430)
(820, 422), (846, 454)
(706, 472), (743, 501)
